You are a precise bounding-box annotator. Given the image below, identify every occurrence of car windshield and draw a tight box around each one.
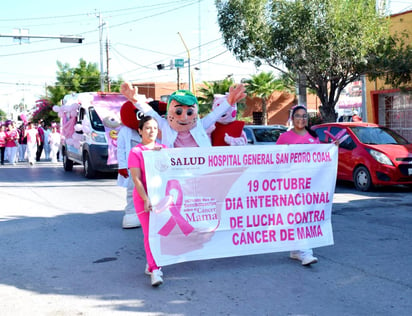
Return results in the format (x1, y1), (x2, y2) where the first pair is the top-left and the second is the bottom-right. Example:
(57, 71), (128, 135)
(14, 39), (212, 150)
(253, 128), (284, 142)
(350, 126), (410, 145)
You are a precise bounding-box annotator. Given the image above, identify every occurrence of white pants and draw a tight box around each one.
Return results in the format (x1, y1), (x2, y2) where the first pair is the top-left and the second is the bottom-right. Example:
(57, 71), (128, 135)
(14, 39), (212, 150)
(18, 144), (27, 161)
(6, 146), (18, 164)
(50, 143), (60, 163)
(27, 142), (37, 164)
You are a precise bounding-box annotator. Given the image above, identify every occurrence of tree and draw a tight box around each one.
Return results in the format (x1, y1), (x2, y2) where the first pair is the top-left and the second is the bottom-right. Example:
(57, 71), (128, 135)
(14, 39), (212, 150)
(367, 32), (412, 89)
(46, 58), (101, 106)
(215, 0), (392, 122)
(0, 109), (6, 122)
(243, 71), (286, 125)
(197, 77), (236, 116)
(108, 77), (125, 93)
(30, 99), (57, 126)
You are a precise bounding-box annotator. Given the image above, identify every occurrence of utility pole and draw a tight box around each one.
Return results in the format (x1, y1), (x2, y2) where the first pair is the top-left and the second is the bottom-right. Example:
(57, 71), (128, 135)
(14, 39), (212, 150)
(105, 22), (111, 92)
(177, 67), (180, 90)
(97, 12), (105, 92)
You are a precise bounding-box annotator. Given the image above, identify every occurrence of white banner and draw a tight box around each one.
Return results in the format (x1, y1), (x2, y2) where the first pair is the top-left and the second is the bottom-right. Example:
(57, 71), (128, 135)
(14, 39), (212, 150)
(143, 144), (338, 266)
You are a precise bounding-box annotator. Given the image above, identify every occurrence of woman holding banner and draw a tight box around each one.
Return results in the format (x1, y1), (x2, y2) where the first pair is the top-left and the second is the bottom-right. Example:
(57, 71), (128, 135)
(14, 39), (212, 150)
(276, 105), (320, 266)
(128, 115), (167, 286)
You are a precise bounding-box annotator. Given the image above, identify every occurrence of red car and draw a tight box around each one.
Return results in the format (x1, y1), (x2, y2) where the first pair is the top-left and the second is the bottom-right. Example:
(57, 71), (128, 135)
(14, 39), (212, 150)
(312, 122), (412, 191)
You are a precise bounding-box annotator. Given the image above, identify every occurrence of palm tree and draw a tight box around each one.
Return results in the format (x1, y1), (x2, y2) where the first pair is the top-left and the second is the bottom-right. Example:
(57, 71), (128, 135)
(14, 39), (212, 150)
(197, 77), (235, 116)
(243, 71), (288, 125)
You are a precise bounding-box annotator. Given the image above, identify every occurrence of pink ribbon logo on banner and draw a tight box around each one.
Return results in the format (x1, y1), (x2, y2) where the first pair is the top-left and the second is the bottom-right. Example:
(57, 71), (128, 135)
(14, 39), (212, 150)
(158, 179), (194, 237)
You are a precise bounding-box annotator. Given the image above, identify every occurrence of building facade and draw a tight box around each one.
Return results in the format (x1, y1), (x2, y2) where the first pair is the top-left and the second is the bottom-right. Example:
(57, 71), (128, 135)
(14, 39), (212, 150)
(365, 10), (412, 141)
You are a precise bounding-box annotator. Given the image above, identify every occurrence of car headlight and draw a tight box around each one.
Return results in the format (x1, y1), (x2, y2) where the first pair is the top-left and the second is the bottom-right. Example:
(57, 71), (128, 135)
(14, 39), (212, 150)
(91, 132), (106, 143)
(367, 149), (393, 166)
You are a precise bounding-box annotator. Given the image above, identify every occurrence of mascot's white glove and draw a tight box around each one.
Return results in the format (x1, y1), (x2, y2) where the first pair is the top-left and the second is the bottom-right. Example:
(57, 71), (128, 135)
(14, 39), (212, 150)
(224, 133), (247, 146)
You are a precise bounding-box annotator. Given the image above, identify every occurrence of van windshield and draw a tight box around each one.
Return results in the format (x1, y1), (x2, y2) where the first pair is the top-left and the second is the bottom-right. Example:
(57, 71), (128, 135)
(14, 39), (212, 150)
(89, 107), (105, 132)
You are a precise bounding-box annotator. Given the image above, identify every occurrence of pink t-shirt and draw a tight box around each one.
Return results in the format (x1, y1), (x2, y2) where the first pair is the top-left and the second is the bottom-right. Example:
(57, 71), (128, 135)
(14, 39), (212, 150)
(174, 131), (198, 148)
(128, 142), (167, 203)
(5, 129), (19, 147)
(0, 131), (6, 147)
(26, 128), (38, 144)
(276, 130), (320, 145)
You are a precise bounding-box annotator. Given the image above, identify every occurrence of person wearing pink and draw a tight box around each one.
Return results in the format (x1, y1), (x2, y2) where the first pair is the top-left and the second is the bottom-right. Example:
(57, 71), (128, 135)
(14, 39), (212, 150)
(276, 105), (319, 266)
(128, 115), (166, 286)
(5, 121), (19, 165)
(0, 124), (7, 165)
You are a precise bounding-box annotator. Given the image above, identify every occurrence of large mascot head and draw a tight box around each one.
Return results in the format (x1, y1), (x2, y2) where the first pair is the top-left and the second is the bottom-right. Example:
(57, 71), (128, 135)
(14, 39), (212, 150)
(212, 94), (237, 125)
(166, 90), (198, 132)
(120, 101), (142, 130)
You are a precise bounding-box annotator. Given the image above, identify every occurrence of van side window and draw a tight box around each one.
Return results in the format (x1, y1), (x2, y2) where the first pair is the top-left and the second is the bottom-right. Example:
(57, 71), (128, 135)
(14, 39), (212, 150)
(78, 107), (85, 121)
(89, 107), (105, 132)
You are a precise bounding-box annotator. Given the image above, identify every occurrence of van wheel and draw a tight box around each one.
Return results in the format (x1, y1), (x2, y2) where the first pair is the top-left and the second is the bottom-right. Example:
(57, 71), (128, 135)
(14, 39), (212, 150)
(63, 152), (73, 171)
(83, 152), (96, 179)
(353, 166), (373, 191)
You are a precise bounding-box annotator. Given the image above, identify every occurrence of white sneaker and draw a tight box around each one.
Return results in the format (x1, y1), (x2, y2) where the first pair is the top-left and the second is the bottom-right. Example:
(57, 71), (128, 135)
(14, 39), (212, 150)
(122, 213), (141, 229)
(290, 251), (318, 266)
(151, 269), (163, 287)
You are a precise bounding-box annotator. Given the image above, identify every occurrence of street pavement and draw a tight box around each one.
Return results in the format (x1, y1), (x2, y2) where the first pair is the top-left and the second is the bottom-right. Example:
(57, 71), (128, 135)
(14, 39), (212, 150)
(0, 161), (411, 316)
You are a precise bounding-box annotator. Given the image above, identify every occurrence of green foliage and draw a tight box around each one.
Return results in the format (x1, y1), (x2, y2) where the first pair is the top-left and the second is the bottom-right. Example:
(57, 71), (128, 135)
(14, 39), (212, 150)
(308, 112), (323, 127)
(367, 32), (412, 88)
(215, 0), (392, 122)
(197, 77), (236, 116)
(0, 109), (7, 122)
(109, 77), (125, 92)
(46, 58), (101, 106)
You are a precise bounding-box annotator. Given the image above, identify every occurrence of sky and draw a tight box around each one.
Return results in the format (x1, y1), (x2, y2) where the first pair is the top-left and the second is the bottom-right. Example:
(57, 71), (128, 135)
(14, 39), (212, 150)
(1, 0), (411, 116)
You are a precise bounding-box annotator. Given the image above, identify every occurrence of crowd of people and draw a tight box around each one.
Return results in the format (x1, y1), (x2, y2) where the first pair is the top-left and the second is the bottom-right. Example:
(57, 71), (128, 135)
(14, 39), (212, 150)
(0, 119), (61, 166)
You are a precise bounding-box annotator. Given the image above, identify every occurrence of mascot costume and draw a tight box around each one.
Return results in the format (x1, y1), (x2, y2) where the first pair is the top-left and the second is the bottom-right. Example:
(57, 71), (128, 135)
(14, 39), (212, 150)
(117, 101), (143, 228)
(208, 94), (247, 146)
(120, 83), (246, 148)
(117, 100), (167, 228)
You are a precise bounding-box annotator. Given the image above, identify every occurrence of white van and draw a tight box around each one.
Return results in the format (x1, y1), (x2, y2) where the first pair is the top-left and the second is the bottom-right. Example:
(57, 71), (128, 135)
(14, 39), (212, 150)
(56, 92), (127, 178)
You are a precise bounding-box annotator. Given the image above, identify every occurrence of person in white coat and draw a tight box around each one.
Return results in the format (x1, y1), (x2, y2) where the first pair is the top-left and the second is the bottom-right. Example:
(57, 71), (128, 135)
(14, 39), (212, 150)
(48, 123), (61, 163)
(117, 101), (142, 228)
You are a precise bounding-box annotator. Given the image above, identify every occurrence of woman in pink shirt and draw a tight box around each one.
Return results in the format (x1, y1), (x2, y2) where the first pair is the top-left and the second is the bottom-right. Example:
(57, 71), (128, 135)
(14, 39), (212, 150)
(128, 115), (166, 286)
(276, 105), (319, 266)
(5, 121), (19, 165)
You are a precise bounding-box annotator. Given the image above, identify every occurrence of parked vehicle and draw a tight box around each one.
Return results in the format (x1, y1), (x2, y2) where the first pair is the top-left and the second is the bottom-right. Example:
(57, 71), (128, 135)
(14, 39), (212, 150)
(57, 92), (127, 178)
(243, 125), (287, 145)
(312, 122), (412, 191)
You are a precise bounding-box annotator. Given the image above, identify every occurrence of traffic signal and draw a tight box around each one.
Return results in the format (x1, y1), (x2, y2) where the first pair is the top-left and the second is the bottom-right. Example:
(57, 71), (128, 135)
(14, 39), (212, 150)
(157, 64), (165, 70)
